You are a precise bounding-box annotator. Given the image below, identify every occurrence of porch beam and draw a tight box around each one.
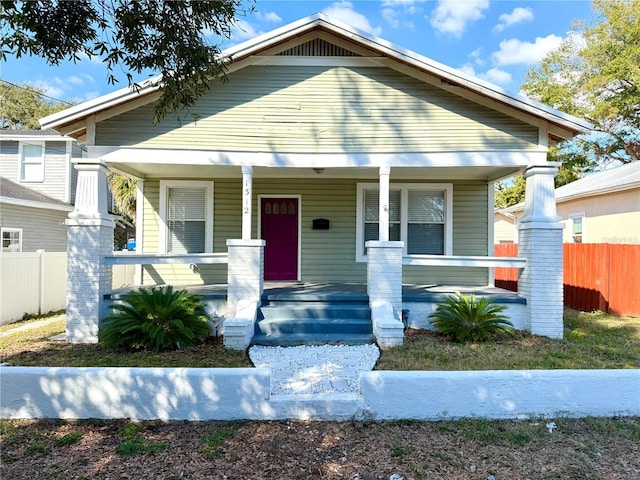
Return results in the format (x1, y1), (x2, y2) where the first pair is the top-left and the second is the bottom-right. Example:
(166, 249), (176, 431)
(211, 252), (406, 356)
(403, 255), (525, 268)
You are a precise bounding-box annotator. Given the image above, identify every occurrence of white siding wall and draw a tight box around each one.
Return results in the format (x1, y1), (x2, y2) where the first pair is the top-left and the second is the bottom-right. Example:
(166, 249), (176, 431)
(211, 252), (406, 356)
(0, 203), (69, 252)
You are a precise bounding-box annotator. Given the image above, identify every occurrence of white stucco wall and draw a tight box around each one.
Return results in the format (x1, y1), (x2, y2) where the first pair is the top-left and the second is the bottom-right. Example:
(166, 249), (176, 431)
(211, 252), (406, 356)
(2, 366), (638, 421)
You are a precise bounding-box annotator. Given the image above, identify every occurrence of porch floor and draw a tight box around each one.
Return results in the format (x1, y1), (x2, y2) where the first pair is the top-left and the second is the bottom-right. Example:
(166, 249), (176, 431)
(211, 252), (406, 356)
(109, 282), (525, 304)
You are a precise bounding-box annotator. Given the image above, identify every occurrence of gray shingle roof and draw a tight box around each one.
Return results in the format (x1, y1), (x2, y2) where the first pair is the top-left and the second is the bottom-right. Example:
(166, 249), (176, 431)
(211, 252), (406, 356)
(0, 129), (62, 137)
(555, 161), (640, 201)
(0, 176), (70, 206)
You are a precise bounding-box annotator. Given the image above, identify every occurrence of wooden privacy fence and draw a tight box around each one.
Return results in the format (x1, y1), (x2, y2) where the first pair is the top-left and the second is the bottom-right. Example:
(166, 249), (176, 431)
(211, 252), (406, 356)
(494, 243), (640, 317)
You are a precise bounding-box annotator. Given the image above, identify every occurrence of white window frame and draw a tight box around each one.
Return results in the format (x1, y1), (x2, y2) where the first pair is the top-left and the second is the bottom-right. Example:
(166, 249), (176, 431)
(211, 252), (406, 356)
(19, 141), (45, 183)
(159, 180), (214, 254)
(1, 228), (23, 253)
(356, 182), (453, 262)
(569, 212), (585, 244)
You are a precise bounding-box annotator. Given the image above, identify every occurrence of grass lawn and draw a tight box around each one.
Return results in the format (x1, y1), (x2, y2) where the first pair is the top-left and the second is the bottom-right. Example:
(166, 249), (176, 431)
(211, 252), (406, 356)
(2, 416), (640, 479)
(1, 309), (638, 369)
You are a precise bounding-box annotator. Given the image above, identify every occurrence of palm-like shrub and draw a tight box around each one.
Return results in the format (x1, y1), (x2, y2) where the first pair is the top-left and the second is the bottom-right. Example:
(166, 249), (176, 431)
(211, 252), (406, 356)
(100, 286), (212, 352)
(429, 292), (514, 342)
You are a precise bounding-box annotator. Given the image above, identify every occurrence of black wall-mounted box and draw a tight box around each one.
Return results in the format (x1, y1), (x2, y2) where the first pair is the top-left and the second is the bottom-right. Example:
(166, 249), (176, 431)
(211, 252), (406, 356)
(312, 218), (330, 230)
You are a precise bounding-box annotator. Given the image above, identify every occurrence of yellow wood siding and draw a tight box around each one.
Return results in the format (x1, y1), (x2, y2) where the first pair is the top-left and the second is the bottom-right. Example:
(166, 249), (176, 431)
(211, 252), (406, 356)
(96, 66), (538, 153)
(142, 178), (489, 286)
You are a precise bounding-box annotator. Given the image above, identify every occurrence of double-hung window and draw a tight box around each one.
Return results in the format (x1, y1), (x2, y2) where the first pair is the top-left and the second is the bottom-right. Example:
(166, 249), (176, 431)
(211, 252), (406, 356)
(1, 228), (22, 252)
(159, 181), (214, 253)
(356, 183), (453, 261)
(20, 142), (45, 182)
(569, 213), (585, 243)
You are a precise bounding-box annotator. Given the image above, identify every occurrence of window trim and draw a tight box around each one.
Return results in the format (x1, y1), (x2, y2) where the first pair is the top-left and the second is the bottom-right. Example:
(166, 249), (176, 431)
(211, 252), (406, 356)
(159, 180), (214, 254)
(19, 141), (45, 183)
(569, 212), (585, 244)
(356, 182), (453, 262)
(1, 227), (23, 253)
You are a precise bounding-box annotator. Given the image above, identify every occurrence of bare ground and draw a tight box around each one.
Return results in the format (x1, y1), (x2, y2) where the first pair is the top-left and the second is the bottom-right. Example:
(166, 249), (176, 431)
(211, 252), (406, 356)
(2, 417), (639, 480)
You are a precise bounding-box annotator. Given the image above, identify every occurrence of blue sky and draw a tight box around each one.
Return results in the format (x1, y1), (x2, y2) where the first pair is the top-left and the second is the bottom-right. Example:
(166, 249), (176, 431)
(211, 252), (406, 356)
(1, 0), (593, 104)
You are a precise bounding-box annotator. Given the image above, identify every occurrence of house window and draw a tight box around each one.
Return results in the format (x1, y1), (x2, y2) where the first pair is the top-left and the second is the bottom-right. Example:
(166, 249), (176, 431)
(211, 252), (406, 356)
(159, 181), (214, 254)
(1, 228), (22, 252)
(20, 142), (45, 182)
(356, 183), (453, 261)
(570, 213), (584, 243)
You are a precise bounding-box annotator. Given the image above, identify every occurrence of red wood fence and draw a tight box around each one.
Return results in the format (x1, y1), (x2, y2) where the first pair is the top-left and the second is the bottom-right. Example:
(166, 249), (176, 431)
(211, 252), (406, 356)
(494, 243), (640, 317)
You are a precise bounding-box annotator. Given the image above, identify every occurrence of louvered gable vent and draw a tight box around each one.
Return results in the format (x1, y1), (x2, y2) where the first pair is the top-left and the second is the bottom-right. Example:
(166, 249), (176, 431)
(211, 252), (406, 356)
(277, 38), (361, 57)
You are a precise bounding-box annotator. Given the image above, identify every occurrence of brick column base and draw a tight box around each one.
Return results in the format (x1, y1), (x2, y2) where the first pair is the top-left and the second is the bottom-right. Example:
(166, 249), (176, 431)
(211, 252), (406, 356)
(226, 239), (265, 319)
(66, 221), (114, 343)
(518, 225), (564, 338)
(367, 241), (404, 347)
(366, 241), (403, 317)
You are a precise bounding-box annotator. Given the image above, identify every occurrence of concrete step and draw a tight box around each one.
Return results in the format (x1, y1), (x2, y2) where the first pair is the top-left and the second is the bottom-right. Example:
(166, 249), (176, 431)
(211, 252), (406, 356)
(258, 304), (371, 321)
(256, 317), (372, 336)
(251, 332), (376, 347)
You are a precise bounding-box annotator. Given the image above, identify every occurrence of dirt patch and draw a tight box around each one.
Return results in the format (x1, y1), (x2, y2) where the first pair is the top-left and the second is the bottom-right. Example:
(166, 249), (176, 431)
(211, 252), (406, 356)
(2, 417), (639, 479)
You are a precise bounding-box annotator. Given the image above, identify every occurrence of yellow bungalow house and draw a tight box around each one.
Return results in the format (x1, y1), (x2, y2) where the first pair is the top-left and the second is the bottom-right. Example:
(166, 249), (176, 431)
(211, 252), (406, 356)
(499, 161), (640, 245)
(41, 14), (591, 348)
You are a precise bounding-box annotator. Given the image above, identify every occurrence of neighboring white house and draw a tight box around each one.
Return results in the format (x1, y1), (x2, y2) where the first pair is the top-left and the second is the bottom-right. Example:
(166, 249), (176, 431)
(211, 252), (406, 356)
(40, 14), (591, 346)
(0, 130), (80, 252)
(498, 161), (640, 244)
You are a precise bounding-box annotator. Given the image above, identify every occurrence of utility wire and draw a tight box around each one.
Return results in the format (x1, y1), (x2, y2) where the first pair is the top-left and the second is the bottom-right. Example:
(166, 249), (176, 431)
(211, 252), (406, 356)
(0, 78), (74, 106)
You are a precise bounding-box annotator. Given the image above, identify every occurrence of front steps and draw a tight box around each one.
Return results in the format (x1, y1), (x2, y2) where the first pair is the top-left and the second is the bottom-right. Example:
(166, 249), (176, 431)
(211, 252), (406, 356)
(252, 299), (375, 346)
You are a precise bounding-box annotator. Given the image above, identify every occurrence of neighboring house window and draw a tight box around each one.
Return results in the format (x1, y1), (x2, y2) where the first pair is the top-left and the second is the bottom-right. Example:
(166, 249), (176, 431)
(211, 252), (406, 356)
(1, 228), (22, 252)
(20, 142), (45, 182)
(356, 183), (453, 261)
(570, 213), (585, 243)
(159, 181), (214, 253)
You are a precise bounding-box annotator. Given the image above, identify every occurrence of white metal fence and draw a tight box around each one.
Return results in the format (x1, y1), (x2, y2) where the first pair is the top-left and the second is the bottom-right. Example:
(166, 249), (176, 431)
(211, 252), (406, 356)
(1, 252), (135, 325)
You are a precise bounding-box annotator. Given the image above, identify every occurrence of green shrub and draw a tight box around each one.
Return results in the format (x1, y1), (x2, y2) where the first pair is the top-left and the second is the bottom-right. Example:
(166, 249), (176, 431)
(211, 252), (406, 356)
(99, 286), (212, 352)
(429, 292), (514, 342)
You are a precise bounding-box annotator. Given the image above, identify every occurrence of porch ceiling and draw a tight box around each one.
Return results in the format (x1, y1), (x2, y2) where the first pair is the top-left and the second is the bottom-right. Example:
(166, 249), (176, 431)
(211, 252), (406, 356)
(109, 163), (522, 182)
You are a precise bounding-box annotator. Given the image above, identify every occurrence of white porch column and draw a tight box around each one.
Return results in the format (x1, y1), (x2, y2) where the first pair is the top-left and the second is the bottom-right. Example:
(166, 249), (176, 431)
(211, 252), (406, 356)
(378, 165), (390, 241)
(66, 161), (114, 343)
(241, 165), (253, 241)
(518, 164), (564, 338)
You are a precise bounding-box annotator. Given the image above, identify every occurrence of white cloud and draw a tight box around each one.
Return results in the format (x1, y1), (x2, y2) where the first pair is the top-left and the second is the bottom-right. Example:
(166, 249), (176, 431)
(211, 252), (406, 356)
(230, 19), (263, 41)
(468, 47), (485, 66)
(322, 1), (383, 36)
(255, 11), (282, 23)
(382, 0), (421, 5)
(83, 91), (101, 101)
(481, 67), (512, 85)
(493, 7), (534, 33)
(32, 80), (65, 99)
(459, 63), (512, 86)
(492, 34), (563, 66)
(429, 0), (489, 38)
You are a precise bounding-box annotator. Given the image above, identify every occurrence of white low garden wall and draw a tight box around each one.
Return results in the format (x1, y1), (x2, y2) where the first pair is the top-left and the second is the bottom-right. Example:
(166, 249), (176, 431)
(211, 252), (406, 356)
(2, 366), (638, 421)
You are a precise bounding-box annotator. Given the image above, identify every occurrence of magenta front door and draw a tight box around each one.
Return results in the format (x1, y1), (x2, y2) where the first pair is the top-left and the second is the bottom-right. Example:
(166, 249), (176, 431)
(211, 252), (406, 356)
(261, 197), (299, 281)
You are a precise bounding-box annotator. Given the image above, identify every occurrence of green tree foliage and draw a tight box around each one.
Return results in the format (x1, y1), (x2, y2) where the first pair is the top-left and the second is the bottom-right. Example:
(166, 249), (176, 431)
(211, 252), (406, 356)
(99, 286), (212, 352)
(522, 0), (640, 165)
(429, 292), (514, 342)
(107, 171), (137, 222)
(495, 147), (592, 208)
(1, 0), (252, 122)
(0, 81), (69, 129)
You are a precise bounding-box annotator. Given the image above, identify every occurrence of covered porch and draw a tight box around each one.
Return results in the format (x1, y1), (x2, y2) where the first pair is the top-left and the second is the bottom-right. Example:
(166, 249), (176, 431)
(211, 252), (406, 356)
(65, 158), (561, 349)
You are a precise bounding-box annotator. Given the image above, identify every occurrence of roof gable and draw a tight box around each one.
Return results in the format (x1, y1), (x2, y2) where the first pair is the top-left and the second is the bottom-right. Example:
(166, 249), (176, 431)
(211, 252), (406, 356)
(40, 13), (592, 142)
